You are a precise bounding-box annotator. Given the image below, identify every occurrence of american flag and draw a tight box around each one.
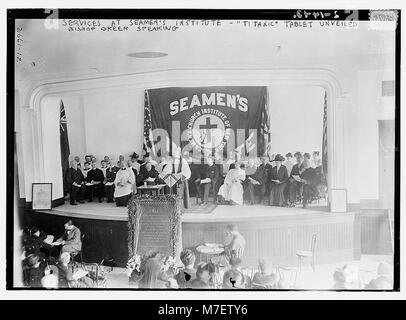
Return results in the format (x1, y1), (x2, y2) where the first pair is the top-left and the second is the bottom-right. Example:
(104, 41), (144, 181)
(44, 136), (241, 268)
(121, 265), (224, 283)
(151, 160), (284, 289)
(322, 91), (328, 177)
(143, 90), (155, 155)
(260, 90), (271, 156)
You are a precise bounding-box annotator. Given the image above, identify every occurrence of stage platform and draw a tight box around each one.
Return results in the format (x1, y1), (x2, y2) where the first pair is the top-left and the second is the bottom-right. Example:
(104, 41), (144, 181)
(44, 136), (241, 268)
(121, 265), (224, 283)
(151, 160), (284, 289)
(29, 199), (358, 268)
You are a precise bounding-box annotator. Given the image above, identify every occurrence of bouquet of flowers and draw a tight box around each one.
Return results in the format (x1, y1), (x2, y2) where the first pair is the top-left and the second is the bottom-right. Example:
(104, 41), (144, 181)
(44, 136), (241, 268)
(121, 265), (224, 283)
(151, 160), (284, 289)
(161, 255), (177, 275)
(126, 254), (141, 278)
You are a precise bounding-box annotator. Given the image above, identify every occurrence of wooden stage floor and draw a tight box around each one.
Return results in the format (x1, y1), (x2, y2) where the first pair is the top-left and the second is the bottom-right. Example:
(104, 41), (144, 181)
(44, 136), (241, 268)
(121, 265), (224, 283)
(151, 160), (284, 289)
(45, 199), (330, 222)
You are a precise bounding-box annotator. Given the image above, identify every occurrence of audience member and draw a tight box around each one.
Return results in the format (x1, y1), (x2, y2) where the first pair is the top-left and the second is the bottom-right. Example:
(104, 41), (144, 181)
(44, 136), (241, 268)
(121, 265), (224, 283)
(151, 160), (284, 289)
(189, 263), (212, 289)
(175, 249), (197, 288)
(333, 264), (362, 289)
(55, 220), (82, 255)
(269, 154), (289, 206)
(138, 256), (170, 289)
(252, 258), (278, 289)
(223, 224), (246, 259)
(365, 262), (393, 289)
(23, 254), (45, 287)
(284, 153), (295, 177)
(222, 268), (245, 289)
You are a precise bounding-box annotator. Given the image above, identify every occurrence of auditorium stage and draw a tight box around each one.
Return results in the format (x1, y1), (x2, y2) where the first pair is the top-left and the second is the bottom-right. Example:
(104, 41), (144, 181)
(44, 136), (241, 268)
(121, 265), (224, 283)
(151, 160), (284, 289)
(29, 201), (359, 268)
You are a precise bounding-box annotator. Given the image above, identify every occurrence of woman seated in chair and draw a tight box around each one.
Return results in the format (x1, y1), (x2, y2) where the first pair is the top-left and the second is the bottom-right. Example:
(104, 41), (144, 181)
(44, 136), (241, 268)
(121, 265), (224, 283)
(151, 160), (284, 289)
(228, 257), (251, 289)
(269, 154), (289, 206)
(252, 258), (278, 289)
(222, 269), (246, 289)
(217, 162), (246, 205)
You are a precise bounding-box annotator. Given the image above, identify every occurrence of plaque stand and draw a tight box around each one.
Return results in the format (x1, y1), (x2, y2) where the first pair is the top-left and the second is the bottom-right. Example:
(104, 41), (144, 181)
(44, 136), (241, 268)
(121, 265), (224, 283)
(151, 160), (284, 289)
(128, 194), (183, 262)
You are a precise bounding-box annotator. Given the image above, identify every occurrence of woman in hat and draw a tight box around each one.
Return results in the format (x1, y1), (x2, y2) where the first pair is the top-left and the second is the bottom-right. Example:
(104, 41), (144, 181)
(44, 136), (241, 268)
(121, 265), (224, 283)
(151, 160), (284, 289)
(23, 254), (45, 287)
(269, 154), (289, 206)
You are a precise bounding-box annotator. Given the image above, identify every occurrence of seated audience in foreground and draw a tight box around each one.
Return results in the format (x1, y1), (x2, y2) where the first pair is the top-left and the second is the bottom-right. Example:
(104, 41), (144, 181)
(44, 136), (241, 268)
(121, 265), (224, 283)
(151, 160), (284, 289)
(365, 262), (393, 289)
(23, 254), (45, 287)
(114, 160), (135, 207)
(66, 160), (86, 206)
(269, 154), (289, 206)
(138, 255), (171, 289)
(228, 257), (251, 289)
(222, 269), (245, 289)
(194, 157), (220, 205)
(333, 264), (362, 289)
(55, 220), (82, 255)
(252, 258), (278, 289)
(57, 252), (94, 288)
(86, 161), (105, 203)
(218, 162), (246, 205)
(189, 263), (212, 289)
(175, 249), (197, 288)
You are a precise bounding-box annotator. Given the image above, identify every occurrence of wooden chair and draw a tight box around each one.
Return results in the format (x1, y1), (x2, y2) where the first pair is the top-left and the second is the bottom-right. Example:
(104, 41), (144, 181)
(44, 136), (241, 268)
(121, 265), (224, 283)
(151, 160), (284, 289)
(296, 234), (318, 273)
(71, 233), (85, 272)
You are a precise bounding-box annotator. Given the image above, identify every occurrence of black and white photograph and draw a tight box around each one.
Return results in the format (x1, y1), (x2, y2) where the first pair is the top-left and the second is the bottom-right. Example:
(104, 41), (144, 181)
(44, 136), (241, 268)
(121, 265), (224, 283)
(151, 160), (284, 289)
(7, 6), (401, 296)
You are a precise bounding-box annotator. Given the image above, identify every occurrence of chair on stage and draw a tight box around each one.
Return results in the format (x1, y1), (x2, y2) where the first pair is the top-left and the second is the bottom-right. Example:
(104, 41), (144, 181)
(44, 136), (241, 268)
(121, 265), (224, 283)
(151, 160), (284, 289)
(296, 234), (318, 273)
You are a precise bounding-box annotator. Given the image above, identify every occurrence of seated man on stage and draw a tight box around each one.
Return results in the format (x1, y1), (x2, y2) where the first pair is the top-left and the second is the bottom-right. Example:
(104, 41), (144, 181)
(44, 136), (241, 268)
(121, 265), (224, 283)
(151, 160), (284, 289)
(269, 154), (289, 206)
(114, 160), (135, 207)
(218, 162), (246, 206)
(287, 152), (305, 207)
(65, 160), (86, 206)
(194, 157), (220, 205)
(160, 145), (191, 208)
(299, 159), (320, 208)
(136, 161), (162, 187)
(81, 161), (91, 179)
(85, 161), (105, 203)
(244, 156), (269, 205)
(104, 160), (119, 203)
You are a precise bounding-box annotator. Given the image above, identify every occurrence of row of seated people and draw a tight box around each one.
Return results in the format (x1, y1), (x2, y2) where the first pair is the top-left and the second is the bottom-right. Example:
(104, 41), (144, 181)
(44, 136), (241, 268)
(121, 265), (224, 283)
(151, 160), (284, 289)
(66, 150), (191, 207)
(201, 151), (325, 208)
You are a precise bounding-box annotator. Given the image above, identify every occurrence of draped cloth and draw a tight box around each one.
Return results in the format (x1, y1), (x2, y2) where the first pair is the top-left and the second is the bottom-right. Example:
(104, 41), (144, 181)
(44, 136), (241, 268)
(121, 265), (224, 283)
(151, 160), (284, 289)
(218, 168), (246, 205)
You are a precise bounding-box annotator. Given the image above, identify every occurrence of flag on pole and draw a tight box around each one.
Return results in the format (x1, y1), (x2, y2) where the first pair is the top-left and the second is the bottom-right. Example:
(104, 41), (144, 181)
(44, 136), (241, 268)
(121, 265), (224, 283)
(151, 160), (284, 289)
(60, 100), (70, 195)
(143, 90), (155, 156)
(260, 89), (271, 156)
(322, 91), (328, 178)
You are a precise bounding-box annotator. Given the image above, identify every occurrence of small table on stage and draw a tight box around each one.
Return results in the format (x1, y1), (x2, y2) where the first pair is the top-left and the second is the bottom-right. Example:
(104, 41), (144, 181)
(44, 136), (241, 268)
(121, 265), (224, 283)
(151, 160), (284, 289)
(196, 244), (225, 263)
(137, 184), (166, 195)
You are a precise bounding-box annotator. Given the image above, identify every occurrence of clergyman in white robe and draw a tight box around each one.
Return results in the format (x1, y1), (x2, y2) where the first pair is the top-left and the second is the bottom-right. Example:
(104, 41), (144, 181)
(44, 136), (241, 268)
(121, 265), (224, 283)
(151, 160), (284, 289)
(114, 165), (135, 207)
(218, 166), (246, 205)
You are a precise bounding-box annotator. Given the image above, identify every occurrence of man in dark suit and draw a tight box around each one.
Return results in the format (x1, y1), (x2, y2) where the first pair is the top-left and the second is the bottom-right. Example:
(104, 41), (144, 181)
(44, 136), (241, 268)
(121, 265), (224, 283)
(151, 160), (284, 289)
(300, 159), (321, 208)
(86, 162), (105, 203)
(104, 160), (119, 203)
(288, 152), (305, 207)
(245, 156), (270, 205)
(65, 160), (86, 205)
(136, 162), (161, 187)
(194, 157), (220, 205)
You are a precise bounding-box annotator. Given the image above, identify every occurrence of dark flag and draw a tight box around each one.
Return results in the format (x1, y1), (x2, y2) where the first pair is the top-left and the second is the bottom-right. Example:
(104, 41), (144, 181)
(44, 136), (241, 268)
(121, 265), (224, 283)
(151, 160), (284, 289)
(322, 91), (328, 178)
(60, 100), (70, 196)
(260, 90), (271, 156)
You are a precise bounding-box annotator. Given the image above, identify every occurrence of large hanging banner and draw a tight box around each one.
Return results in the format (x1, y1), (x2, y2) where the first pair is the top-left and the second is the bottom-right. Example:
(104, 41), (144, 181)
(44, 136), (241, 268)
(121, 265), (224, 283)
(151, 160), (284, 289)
(144, 86), (270, 162)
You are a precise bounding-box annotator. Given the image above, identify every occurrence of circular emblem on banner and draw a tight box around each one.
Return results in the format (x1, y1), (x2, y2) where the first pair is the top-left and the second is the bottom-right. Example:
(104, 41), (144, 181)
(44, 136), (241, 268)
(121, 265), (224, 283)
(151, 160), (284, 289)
(187, 111), (231, 152)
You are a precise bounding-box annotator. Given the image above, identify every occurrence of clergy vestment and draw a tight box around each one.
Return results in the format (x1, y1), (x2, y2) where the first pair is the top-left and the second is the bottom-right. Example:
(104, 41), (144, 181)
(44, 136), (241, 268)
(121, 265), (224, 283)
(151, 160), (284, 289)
(86, 168), (105, 202)
(218, 168), (246, 205)
(114, 167), (135, 206)
(105, 166), (119, 203)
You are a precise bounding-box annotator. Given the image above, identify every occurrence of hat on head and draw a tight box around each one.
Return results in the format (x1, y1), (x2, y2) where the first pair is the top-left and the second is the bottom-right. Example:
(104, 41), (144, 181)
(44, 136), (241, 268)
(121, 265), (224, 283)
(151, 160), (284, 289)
(273, 154), (285, 162)
(285, 152), (292, 158)
(131, 152), (139, 159)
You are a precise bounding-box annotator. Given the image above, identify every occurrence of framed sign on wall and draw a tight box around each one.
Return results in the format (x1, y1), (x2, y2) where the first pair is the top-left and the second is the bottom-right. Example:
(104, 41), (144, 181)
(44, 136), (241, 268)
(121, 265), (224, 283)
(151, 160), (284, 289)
(32, 183), (52, 210)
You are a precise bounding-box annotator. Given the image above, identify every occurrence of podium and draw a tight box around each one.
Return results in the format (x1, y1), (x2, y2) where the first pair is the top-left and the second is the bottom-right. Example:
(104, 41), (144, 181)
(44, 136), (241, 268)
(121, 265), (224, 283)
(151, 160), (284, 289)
(128, 194), (183, 260)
